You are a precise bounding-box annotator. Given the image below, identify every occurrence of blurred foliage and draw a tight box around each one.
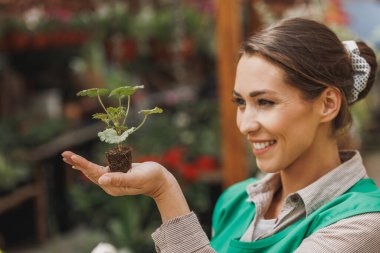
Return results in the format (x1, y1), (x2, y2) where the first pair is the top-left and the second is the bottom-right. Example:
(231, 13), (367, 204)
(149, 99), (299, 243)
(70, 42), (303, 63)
(0, 153), (30, 191)
(0, 114), (68, 149)
(0, 113), (68, 191)
(0, 1), (215, 56)
(69, 183), (158, 253)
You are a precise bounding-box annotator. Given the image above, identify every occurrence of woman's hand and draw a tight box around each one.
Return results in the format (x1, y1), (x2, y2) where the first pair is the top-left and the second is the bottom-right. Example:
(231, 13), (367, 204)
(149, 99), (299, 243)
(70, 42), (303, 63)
(62, 151), (170, 198)
(62, 151), (190, 222)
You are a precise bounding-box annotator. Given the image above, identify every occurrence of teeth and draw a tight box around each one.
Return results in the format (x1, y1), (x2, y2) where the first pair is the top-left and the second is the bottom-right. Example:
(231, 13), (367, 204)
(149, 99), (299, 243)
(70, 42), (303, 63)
(253, 140), (276, 150)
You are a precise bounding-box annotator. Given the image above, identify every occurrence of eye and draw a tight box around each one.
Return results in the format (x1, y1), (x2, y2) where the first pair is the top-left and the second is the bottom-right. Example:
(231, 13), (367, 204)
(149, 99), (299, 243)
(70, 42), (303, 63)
(257, 99), (275, 107)
(231, 97), (246, 107)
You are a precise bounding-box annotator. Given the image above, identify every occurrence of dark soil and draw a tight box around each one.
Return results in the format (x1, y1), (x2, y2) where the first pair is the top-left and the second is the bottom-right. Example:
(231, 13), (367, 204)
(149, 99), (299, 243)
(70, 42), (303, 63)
(106, 146), (132, 172)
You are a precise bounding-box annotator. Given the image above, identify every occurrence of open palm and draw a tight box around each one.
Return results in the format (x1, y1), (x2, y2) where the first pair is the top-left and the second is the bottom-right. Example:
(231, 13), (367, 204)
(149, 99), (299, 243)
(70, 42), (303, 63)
(62, 151), (170, 198)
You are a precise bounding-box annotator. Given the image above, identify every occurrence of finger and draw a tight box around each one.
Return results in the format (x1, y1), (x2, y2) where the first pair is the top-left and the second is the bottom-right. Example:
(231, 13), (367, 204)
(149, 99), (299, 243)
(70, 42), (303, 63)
(62, 158), (74, 166)
(99, 172), (129, 187)
(98, 172), (144, 188)
(61, 151), (76, 165)
(70, 154), (106, 181)
(101, 185), (144, 196)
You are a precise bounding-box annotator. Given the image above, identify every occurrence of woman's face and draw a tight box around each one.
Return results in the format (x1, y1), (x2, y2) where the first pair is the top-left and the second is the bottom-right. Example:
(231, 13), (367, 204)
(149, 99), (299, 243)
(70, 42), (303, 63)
(234, 55), (322, 173)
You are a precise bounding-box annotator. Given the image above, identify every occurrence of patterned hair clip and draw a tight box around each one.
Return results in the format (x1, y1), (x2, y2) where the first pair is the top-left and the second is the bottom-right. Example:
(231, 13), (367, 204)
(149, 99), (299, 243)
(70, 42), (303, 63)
(342, 40), (371, 104)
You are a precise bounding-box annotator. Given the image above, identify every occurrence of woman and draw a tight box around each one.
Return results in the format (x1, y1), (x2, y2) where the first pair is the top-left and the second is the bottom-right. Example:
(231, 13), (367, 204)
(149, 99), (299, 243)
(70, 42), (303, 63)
(62, 18), (380, 252)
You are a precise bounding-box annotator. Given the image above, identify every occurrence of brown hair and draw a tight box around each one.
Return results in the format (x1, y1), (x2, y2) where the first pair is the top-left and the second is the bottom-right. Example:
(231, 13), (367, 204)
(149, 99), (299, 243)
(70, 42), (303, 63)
(240, 18), (377, 135)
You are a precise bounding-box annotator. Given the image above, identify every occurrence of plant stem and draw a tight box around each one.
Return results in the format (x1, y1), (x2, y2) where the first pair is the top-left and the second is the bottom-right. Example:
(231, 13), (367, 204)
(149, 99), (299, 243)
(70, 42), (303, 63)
(134, 114), (147, 132)
(97, 92), (116, 128)
(98, 93), (109, 115)
(122, 95), (131, 126)
(118, 96), (122, 127)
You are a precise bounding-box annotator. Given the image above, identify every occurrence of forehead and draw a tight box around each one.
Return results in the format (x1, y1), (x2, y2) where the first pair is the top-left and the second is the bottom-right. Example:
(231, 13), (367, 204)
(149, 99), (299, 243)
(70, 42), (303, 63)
(235, 55), (301, 96)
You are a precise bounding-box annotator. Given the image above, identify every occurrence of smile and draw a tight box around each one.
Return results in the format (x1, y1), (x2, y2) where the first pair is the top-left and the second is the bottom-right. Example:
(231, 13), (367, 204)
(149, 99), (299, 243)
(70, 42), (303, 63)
(252, 140), (276, 155)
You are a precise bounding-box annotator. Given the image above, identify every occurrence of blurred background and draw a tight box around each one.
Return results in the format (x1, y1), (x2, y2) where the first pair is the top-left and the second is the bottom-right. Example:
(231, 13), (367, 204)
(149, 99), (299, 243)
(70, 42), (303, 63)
(0, 0), (379, 252)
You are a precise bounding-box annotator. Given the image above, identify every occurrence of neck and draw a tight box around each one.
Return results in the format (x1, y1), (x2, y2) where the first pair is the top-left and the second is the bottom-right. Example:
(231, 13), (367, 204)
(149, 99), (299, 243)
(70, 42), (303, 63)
(279, 130), (341, 199)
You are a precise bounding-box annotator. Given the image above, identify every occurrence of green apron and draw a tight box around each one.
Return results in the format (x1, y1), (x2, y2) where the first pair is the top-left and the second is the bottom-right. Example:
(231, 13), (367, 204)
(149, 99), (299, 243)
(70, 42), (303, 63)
(210, 178), (380, 253)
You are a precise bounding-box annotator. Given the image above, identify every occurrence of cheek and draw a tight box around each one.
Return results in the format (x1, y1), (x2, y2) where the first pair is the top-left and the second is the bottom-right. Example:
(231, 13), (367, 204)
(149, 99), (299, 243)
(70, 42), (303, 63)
(257, 111), (285, 133)
(236, 110), (241, 127)
(260, 107), (317, 142)
(282, 117), (318, 154)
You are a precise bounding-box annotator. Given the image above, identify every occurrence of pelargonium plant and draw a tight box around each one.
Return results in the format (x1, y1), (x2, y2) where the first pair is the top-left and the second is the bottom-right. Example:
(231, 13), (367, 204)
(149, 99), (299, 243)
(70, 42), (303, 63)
(77, 85), (163, 172)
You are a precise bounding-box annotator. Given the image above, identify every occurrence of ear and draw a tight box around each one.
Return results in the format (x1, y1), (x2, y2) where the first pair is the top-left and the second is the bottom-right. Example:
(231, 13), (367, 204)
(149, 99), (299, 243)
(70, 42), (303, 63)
(318, 87), (342, 123)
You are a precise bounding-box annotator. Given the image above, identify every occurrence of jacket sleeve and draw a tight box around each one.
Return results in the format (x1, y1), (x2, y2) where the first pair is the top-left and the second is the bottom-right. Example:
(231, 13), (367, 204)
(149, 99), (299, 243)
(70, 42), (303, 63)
(294, 212), (380, 253)
(151, 212), (217, 253)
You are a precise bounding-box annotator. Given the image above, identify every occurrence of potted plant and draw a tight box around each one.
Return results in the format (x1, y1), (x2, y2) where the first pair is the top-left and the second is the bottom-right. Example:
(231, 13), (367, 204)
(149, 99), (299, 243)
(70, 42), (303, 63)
(77, 85), (163, 172)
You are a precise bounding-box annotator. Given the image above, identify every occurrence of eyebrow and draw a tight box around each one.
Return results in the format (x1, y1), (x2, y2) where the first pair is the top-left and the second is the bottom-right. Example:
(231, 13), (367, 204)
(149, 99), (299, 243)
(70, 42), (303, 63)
(232, 89), (276, 97)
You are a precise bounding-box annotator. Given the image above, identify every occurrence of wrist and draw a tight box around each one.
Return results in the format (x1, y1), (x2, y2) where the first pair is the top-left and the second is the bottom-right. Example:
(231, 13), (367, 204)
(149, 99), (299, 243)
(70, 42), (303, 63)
(153, 170), (190, 223)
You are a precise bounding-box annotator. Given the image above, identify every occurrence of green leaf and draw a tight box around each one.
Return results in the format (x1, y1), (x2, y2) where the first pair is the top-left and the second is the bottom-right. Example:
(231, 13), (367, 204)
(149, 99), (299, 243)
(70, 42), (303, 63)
(139, 107), (163, 115)
(97, 128), (136, 144)
(92, 113), (109, 121)
(106, 107), (123, 115)
(92, 113), (110, 124)
(109, 85), (144, 98)
(76, 88), (109, 97)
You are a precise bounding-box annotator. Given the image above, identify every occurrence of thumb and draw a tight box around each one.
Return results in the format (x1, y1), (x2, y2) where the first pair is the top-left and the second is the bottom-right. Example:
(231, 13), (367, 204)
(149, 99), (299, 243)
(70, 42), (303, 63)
(98, 174), (111, 185)
(98, 172), (132, 187)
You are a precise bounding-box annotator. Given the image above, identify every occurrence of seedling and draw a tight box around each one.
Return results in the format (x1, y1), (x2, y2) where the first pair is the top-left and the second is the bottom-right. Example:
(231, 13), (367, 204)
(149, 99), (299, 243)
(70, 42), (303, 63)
(77, 86), (163, 172)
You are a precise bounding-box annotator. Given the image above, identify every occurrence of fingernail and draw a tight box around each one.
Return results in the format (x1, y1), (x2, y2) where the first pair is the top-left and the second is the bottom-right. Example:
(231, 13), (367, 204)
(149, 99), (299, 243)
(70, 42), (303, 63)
(71, 155), (78, 162)
(99, 175), (111, 185)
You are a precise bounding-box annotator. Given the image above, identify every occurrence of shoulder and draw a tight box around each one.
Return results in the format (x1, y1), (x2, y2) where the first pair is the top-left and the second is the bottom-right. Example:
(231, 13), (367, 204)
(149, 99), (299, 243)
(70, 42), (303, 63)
(308, 178), (380, 233)
(296, 212), (380, 253)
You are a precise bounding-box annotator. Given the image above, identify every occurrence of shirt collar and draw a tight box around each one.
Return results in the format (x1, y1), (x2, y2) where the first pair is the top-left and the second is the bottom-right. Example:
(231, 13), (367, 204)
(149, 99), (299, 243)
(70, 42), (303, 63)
(246, 150), (367, 215)
(246, 172), (280, 202)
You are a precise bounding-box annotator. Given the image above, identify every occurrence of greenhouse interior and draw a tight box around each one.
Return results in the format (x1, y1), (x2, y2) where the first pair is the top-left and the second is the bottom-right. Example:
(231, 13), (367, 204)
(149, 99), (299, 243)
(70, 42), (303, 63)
(1, 0), (380, 252)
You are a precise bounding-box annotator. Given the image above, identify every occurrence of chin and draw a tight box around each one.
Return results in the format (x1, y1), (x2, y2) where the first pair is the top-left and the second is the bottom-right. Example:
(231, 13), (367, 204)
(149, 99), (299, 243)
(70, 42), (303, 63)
(256, 160), (281, 174)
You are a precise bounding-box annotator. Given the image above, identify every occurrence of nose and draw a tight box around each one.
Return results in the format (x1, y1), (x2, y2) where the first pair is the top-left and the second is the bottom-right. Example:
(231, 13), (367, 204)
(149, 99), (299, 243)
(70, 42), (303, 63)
(237, 108), (260, 136)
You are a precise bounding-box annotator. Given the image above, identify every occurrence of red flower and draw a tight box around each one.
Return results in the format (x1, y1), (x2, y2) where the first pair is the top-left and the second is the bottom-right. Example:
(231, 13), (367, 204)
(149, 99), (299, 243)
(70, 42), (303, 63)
(193, 155), (217, 171)
(137, 155), (163, 164)
(163, 147), (186, 169)
(179, 163), (200, 182)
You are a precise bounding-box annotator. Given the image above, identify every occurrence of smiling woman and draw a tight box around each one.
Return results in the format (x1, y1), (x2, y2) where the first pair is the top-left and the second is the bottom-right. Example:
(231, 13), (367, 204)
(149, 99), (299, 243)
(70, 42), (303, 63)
(62, 18), (380, 253)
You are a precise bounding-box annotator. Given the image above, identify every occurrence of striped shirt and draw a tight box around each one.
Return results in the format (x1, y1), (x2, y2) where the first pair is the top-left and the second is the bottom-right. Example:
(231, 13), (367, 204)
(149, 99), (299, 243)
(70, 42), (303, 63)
(152, 150), (380, 252)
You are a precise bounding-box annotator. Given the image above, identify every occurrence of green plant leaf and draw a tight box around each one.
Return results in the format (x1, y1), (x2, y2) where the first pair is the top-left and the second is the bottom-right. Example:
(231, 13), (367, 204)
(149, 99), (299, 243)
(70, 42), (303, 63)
(98, 128), (136, 144)
(109, 85), (144, 98)
(92, 113), (109, 120)
(139, 107), (163, 115)
(76, 88), (109, 97)
(92, 113), (110, 124)
(106, 107), (123, 116)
